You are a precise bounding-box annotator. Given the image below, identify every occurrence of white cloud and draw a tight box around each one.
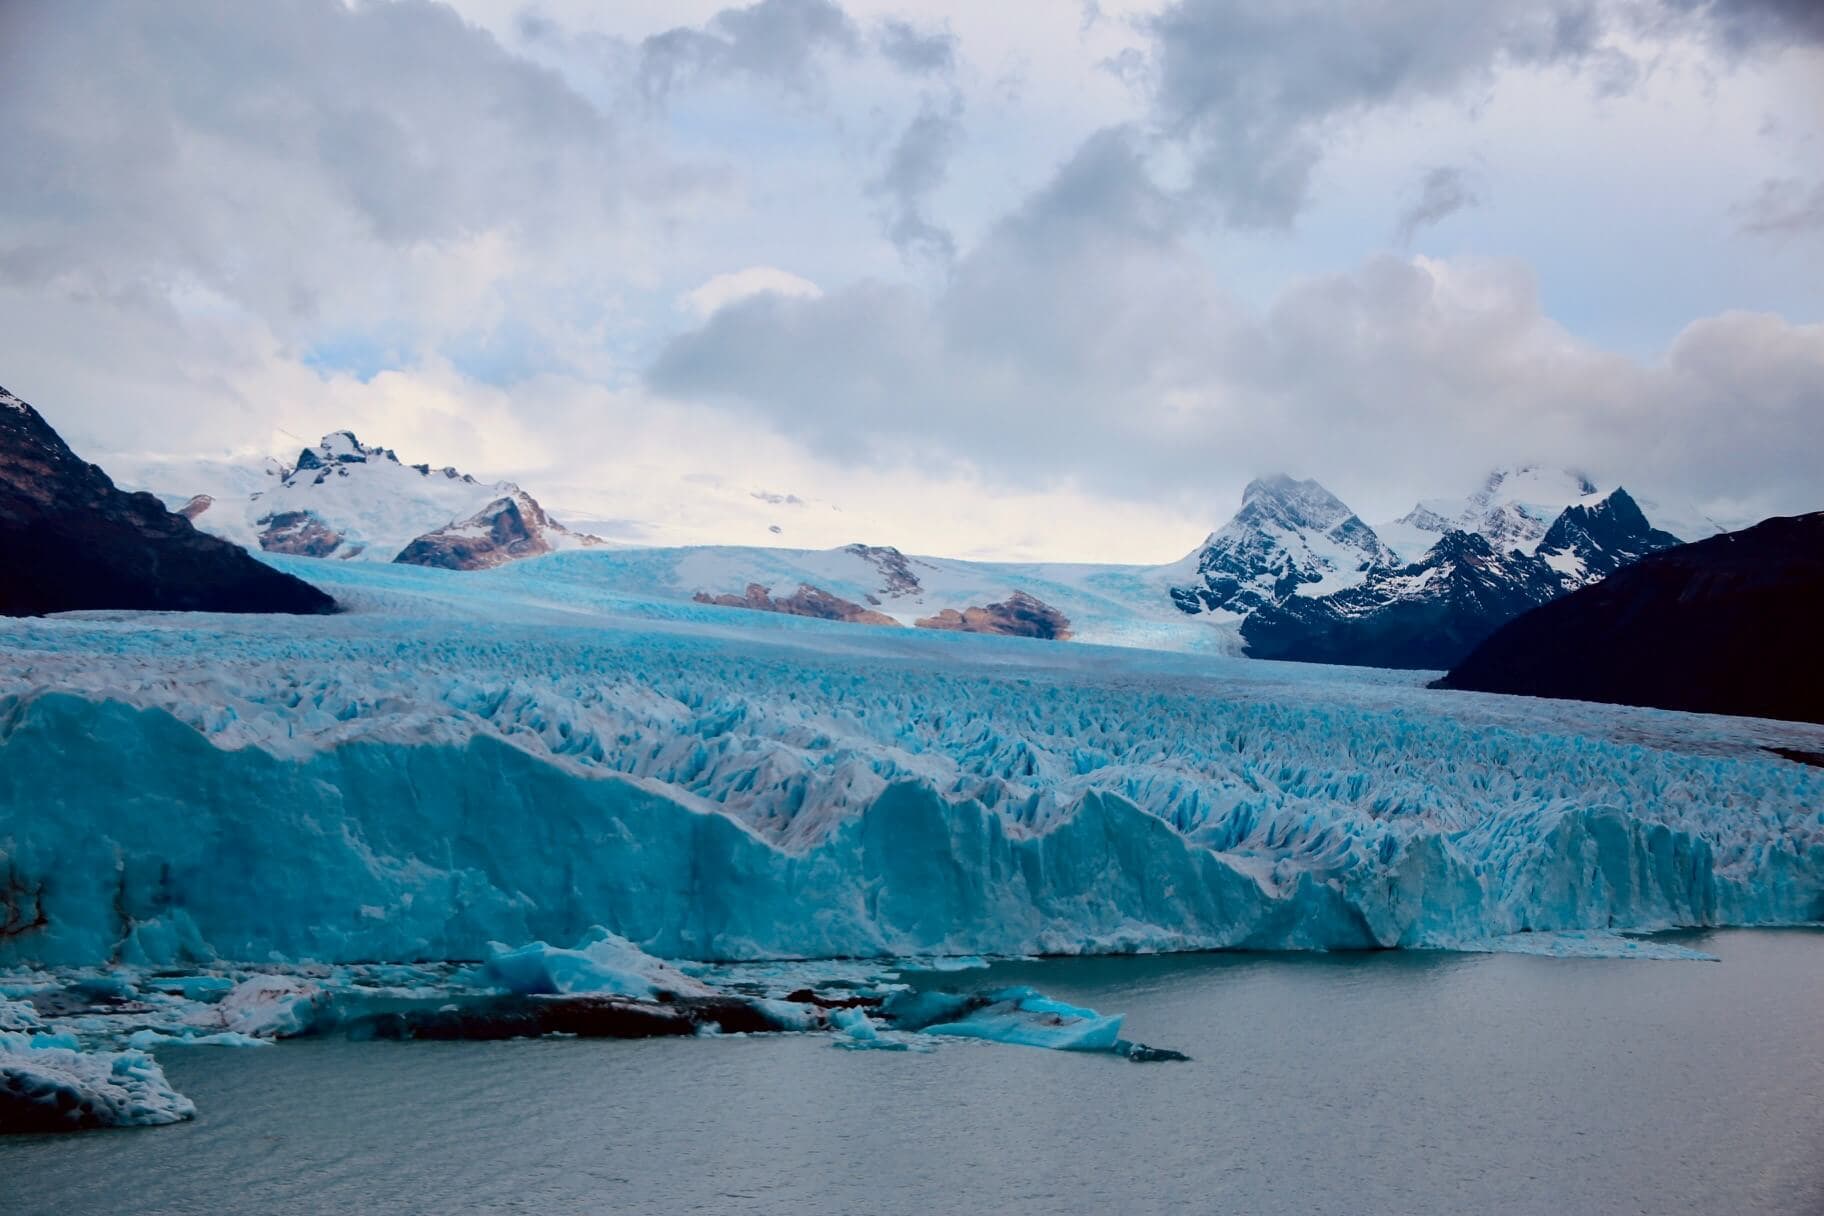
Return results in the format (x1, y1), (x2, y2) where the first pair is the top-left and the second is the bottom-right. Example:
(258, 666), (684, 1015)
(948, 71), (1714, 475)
(680, 267), (825, 318)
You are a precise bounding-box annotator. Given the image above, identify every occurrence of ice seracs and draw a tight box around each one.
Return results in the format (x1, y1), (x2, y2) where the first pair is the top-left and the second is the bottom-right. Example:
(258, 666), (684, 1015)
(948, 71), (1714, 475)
(1, 552), (1819, 970)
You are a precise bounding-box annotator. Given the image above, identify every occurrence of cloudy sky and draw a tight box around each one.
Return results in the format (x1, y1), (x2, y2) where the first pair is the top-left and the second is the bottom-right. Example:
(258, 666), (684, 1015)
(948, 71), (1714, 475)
(2, 0), (1820, 560)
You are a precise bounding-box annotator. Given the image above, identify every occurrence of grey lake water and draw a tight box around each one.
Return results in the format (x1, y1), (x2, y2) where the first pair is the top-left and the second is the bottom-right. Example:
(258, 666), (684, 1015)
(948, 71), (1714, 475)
(5, 929), (1823, 1216)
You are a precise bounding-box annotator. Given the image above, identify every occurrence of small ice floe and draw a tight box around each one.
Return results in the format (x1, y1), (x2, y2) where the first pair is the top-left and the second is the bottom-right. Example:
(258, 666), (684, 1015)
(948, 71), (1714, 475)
(206, 975), (332, 1037)
(0, 996), (43, 1032)
(829, 1005), (924, 1052)
(0, 1031), (195, 1132)
(880, 986), (1188, 1061)
(1449, 930), (1719, 961)
(125, 1029), (271, 1050)
(481, 928), (715, 999)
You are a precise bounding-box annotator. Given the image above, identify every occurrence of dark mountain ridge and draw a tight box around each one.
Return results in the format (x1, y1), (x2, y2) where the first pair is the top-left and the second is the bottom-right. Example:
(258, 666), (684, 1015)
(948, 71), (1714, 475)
(1435, 512), (1824, 724)
(1241, 488), (1681, 670)
(0, 385), (335, 617)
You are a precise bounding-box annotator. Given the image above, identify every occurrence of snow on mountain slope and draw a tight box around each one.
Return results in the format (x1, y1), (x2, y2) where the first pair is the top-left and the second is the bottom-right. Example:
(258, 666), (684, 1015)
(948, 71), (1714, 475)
(1628, 495), (1739, 546)
(589, 542), (1244, 653)
(1167, 475), (1392, 616)
(0, 554), (1820, 968)
(1533, 487), (1682, 587)
(116, 431), (587, 564)
(1242, 489), (1685, 670)
(1438, 511), (1824, 724)
(1378, 466), (1606, 562)
(1241, 530), (1572, 670)
(247, 431), (513, 560)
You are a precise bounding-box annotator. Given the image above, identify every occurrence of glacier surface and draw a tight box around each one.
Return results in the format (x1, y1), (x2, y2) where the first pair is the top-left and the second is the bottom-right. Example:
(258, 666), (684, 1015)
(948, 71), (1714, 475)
(1, 554), (1821, 971)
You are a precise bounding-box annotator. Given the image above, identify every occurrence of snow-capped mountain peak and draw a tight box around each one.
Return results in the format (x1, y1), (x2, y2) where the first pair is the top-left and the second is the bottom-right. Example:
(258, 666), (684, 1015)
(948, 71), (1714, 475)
(1477, 465), (1599, 507)
(1240, 487), (1686, 669)
(1169, 475), (1392, 616)
(1380, 465), (1607, 562)
(278, 430), (480, 487)
(132, 429), (521, 562)
(1535, 487), (1682, 587)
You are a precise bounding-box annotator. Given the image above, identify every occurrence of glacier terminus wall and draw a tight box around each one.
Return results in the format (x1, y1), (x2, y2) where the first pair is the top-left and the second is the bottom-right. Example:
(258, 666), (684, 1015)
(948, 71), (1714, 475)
(1, 556), (1821, 967)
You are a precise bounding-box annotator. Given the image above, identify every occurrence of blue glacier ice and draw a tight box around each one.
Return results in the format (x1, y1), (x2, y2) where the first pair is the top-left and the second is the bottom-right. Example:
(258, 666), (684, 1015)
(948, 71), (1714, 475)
(887, 987), (1125, 1052)
(829, 1005), (917, 1051)
(483, 930), (715, 998)
(0, 1030), (195, 1130)
(0, 553), (1820, 971)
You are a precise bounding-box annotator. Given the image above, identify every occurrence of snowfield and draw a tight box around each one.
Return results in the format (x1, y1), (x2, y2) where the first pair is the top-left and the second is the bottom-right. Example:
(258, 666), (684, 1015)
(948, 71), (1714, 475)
(1, 553), (1821, 969)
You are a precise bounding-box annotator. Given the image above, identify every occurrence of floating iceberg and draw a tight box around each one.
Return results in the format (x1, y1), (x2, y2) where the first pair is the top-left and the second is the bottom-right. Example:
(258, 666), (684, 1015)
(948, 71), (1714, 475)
(0, 1031), (195, 1131)
(890, 987), (1125, 1053)
(829, 1005), (917, 1051)
(483, 929), (715, 999)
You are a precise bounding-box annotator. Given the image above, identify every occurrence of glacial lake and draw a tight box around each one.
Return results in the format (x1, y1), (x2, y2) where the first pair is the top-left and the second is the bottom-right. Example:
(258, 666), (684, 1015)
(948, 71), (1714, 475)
(5, 929), (1822, 1215)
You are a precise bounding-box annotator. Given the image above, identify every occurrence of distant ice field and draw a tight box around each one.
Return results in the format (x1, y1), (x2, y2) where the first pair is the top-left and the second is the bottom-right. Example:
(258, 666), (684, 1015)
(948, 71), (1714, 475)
(0, 552), (1819, 967)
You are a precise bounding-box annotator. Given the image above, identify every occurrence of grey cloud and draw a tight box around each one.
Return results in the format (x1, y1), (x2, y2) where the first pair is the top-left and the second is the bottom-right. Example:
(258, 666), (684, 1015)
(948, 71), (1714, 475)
(1135, 0), (1821, 231)
(651, 128), (1824, 522)
(1735, 177), (1824, 235)
(0, 0), (629, 318)
(1142, 0), (1615, 228)
(1661, 0), (1824, 50)
(1396, 165), (1483, 245)
(870, 105), (964, 263)
(638, 0), (860, 104)
(653, 129), (1243, 494)
(876, 19), (958, 75)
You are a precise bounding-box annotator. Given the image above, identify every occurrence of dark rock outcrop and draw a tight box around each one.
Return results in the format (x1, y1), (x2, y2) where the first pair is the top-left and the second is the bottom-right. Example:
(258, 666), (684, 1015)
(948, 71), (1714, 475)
(0, 385), (335, 617)
(844, 543), (922, 597)
(693, 582), (900, 626)
(393, 491), (601, 570)
(915, 591), (1072, 640)
(348, 993), (796, 1042)
(1435, 512), (1824, 724)
(257, 510), (350, 558)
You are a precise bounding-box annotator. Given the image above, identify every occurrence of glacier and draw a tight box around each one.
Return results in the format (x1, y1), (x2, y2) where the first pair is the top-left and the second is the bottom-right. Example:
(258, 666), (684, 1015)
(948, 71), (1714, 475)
(1, 553), (1821, 973)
